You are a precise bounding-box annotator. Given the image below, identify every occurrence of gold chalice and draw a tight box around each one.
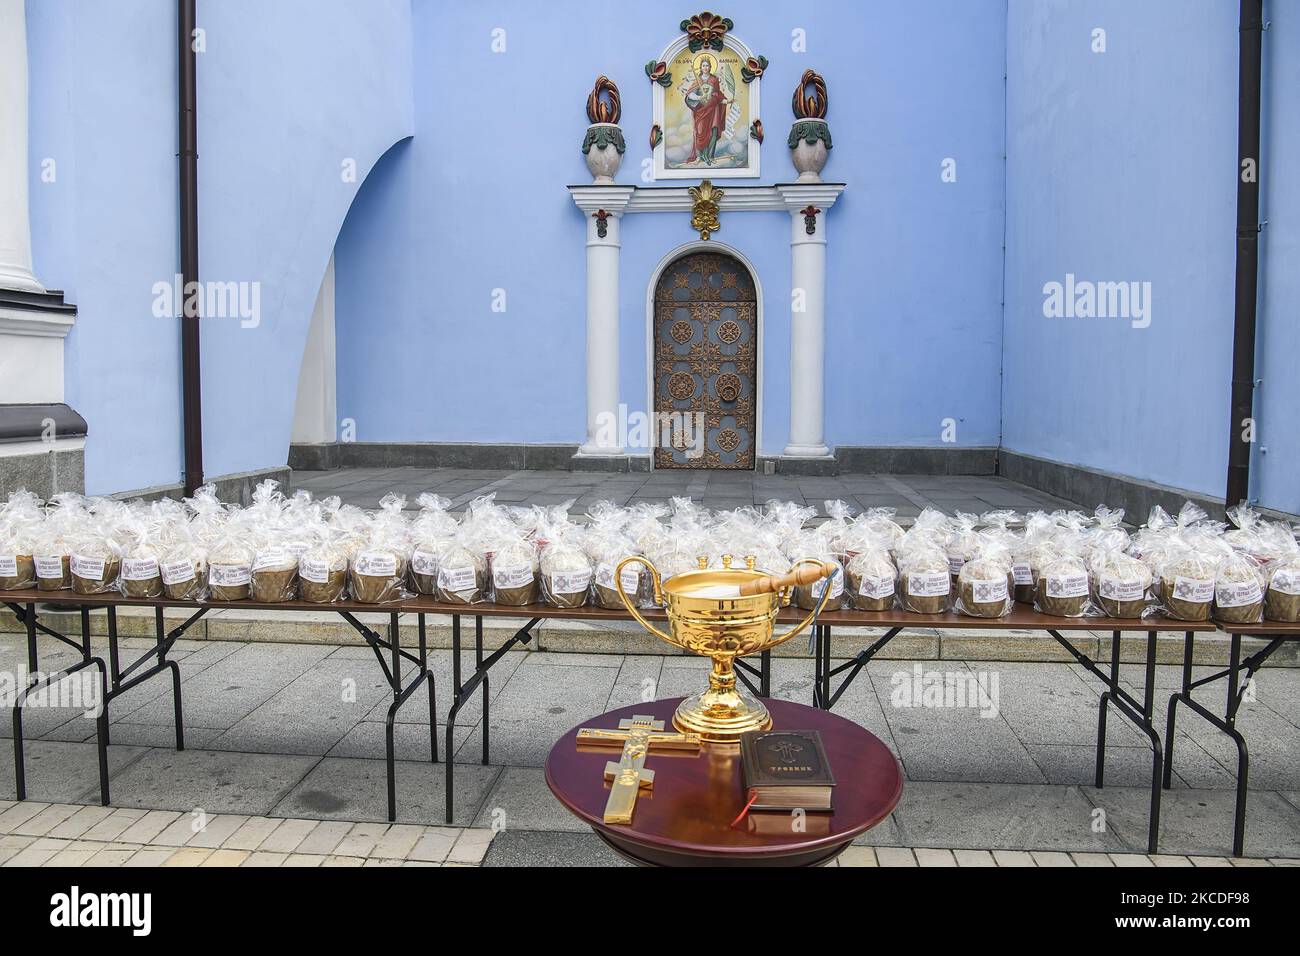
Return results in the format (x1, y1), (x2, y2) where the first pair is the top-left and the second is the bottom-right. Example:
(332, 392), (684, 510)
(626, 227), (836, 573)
(615, 554), (835, 742)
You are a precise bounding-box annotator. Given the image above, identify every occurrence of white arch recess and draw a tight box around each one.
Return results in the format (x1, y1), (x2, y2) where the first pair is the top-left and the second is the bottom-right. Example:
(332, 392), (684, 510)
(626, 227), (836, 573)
(290, 136), (413, 452)
(645, 240), (765, 467)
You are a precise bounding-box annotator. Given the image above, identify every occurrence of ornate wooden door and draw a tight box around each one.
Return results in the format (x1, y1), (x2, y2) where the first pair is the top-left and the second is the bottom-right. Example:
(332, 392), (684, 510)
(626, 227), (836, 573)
(653, 251), (757, 469)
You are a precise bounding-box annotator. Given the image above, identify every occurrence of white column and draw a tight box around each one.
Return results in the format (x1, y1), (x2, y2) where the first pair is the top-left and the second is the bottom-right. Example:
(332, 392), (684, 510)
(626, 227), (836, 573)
(0, 0), (43, 293)
(569, 186), (634, 457)
(778, 185), (844, 458)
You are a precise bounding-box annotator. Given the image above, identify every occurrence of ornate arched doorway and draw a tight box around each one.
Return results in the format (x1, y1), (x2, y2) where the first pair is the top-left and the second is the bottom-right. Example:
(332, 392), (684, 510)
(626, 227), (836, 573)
(652, 249), (757, 469)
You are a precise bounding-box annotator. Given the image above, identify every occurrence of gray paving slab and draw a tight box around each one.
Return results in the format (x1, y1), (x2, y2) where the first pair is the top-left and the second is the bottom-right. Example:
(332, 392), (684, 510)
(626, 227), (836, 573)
(1247, 666), (1300, 729)
(0, 739), (148, 804)
(38, 719), (224, 754)
(327, 720), (472, 761)
(113, 642), (334, 729)
(772, 657), (897, 745)
(271, 756), (499, 827)
(482, 828), (629, 867)
(893, 781), (1126, 852)
(1027, 744), (1164, 788)
(365, 649), (525, 726)
(866, 662), (1046, 784)
(453, 661), (619, 766)
(1170, 702), (1300, 791)
(208, 656), (393, 755)
(474, 766), (586, 832)
(605, 655), (664, 711)
(988, 661), (1147, 747)
(1082, 786), (1300, 858)
(91, 747), (318, 815)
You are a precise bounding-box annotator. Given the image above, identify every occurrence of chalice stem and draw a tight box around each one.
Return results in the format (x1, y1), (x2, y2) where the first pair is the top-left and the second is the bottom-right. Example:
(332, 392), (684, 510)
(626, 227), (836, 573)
(709, 656), (736, 695)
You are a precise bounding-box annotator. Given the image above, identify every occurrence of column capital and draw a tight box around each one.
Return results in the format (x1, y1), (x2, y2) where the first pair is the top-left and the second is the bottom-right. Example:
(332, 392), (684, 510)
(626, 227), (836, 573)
(568, 185), (636, 216)
(775, 183), (846, 213)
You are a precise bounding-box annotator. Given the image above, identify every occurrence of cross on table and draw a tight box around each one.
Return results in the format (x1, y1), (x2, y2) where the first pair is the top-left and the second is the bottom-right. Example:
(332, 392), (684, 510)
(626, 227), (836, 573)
(576, 715), (702, 824)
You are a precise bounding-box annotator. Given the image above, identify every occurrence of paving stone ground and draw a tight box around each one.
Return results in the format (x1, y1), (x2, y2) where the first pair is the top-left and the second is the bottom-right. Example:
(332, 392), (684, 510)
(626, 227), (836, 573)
(2, 622), (1299, 866)
(290, 468), (1079, 517)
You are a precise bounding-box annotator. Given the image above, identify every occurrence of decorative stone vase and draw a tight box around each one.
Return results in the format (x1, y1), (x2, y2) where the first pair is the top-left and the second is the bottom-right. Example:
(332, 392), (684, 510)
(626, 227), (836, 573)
(789, 119), (831, 183)
(583, 122), (626, 184)
(789, 69), (832, 183)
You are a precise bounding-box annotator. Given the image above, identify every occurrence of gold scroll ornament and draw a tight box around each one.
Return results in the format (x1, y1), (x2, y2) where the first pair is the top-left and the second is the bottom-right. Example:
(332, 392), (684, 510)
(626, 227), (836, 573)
(689, 180), (724, 240)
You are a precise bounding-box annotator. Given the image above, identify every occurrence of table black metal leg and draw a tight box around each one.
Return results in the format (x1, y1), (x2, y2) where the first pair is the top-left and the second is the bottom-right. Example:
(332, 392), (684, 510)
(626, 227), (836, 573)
(385, 612), (400, 822)
(419, 614), (437, 764)
(810, 625), (822, 708)
(760, 649), (771, 698)
(446, 613), (462, 824)
(10, 602), (111, 805)
(1094, 631), (1121, 787)
(1073, 627), (1163, 853)
(478, 616), (489, 766)
(1161, 632), (1270, 856)
(11, 602), (36, 799)
(442, 611), (536, 824)
(822, 624), (832, 709)
(1141, 630), (1163, 856)
(1162, 631), (1195, 789)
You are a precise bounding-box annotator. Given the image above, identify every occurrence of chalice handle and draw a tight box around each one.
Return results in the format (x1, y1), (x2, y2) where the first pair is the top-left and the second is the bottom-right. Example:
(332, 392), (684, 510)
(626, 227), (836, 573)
(775, 558), (836, 644)
(614, 555), (671, 643)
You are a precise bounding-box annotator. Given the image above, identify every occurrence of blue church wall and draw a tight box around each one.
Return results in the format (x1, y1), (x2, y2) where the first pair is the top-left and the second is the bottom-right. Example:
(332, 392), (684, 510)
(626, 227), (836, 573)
(1002, 0), (1298, 514)
(24, 0), (1292, 506)
(26, 0), (414, 494)
(334, 0), (1009, 457)
(27, 0), (183, 495)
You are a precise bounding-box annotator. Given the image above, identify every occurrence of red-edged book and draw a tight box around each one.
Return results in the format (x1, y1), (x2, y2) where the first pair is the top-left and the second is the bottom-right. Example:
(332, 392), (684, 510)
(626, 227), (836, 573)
(739, 729), (836, 812)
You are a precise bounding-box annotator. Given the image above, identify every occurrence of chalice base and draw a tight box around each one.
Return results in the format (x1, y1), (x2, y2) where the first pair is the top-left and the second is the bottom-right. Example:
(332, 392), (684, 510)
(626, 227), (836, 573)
(672, 686), (772, 743)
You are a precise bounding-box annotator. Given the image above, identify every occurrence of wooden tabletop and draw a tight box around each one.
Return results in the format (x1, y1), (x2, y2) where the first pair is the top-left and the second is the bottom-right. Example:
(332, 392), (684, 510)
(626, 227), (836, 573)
(0, 588), (1226, 633)
(1215, 619), (1300, 637)
(544, 697), (903, 866)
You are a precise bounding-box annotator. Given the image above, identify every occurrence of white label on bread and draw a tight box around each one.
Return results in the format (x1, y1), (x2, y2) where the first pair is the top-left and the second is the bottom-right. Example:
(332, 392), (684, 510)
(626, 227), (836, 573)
(300, 558), (331, 584)
(160, 559), (197, 585)
(439, 566), (476, 593)
(122, 557), (160, 581)
(1216, 578), (1262, 608)
(70, 555), (105, 580)
(858, 574), (894, 600)
(209, 563), (251, 587)
(907, 571), (949, 597)
(1046, 573), (1088, 598)
(35, 556), (64, 579)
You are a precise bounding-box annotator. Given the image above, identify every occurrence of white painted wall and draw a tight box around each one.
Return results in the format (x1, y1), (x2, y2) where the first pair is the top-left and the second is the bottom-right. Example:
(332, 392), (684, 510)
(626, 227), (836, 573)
(291, 254), (336, 445)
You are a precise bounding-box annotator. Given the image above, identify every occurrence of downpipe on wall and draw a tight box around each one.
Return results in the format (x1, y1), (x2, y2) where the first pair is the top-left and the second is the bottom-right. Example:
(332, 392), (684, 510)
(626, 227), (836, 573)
(1225, 0), (1264, 508)
(178, 0), (203, 495)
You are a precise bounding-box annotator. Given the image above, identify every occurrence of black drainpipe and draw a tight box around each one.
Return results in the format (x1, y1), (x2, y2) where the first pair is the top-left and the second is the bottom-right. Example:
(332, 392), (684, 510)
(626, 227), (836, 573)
(1225, 0), (1264, 508)
(178, 0), (203, 495)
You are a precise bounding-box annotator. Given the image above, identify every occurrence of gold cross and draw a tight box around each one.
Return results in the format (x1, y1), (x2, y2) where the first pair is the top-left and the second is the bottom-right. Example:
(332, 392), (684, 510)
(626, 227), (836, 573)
(576, 715), (701, 824)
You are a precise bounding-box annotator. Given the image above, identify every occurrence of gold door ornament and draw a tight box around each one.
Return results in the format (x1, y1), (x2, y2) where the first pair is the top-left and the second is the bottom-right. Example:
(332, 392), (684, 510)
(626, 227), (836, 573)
(689, 180), (724, 240)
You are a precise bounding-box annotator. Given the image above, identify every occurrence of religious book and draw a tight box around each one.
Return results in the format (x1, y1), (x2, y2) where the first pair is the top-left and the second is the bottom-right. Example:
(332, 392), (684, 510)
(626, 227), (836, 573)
(739, 730), (836, 812)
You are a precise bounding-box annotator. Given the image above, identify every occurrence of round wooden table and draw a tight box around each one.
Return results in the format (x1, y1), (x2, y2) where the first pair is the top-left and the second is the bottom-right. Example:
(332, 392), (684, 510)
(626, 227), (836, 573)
(545, 696), (903, 866)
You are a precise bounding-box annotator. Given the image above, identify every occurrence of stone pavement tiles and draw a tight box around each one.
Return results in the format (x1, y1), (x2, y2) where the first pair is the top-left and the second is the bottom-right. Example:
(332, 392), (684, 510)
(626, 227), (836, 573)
(1, 629), (1299, 864)
(290, 469), (1079, 517)
(1, 800), (1293, 868)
